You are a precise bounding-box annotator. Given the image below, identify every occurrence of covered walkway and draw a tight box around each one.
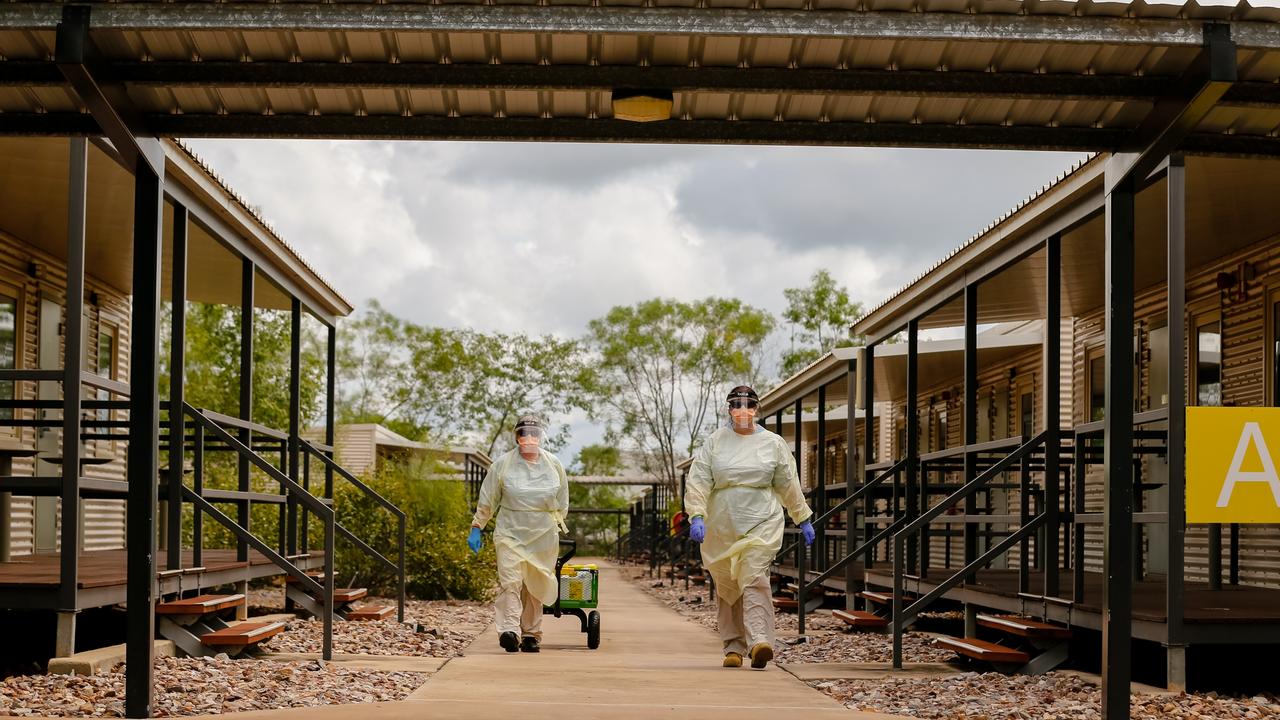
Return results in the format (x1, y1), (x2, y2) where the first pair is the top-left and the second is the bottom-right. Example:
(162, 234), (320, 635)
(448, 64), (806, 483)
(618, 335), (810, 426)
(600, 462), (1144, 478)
(164, 561), (897, 720)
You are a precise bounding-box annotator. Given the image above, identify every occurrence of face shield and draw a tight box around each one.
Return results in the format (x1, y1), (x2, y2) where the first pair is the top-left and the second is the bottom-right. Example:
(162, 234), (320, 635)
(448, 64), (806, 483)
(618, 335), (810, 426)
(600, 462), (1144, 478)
(727, 396), (759, 430)
(515, 424), (545, 452)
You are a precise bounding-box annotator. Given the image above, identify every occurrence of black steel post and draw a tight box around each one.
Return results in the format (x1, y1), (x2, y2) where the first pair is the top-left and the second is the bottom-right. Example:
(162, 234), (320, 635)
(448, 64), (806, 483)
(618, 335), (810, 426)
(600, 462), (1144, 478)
(59, 137), (87, 621)
(238, 260), (254, 563)
(325, 325), (336, 503)
(126, 150), (164, 720)
(1102, 163), (1136, 720)
(794, 398), (803, 483)
(287, 298), (301, 556)
(964, 284), (979, 567)
(816, 383), (827, 571)
(864, 345), (876, 573)
(846, 357), (858, 604)
(1045, 233), (1062, 598)
(193, 422), (204, 568)
(167, 203), (188, 570)
(906, 320), (919, 575)
(1166, 155), (1187, 668)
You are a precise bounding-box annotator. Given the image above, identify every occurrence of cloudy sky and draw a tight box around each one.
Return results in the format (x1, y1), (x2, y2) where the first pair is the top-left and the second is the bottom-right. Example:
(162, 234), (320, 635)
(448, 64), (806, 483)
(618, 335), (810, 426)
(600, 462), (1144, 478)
(186, 139), (1086, 458)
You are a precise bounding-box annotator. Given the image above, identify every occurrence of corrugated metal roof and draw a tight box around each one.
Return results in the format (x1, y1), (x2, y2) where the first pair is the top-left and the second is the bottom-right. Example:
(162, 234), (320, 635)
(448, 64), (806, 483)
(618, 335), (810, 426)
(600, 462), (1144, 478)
(858, 152), (1099, 328)
(1, 2), (1278, 148)
(167, 138), (353, 315)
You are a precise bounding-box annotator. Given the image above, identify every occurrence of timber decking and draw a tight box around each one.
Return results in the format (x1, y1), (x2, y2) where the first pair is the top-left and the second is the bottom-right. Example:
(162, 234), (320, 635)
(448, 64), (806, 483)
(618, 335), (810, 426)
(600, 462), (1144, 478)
(0, 549), (316, 589)
(863, 568), (1280, 624)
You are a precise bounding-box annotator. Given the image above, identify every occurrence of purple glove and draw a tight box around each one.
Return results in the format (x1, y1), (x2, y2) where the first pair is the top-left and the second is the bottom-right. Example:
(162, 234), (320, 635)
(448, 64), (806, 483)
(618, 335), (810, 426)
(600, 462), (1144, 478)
(689, 516), (706, 543)
(800, 520), (815, 547)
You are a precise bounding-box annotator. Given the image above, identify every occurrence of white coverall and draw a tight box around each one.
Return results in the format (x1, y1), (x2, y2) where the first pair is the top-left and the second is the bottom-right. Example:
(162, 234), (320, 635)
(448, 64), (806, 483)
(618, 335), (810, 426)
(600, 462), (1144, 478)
(684, 425), (812, 657)
(472, 448), (569, 641)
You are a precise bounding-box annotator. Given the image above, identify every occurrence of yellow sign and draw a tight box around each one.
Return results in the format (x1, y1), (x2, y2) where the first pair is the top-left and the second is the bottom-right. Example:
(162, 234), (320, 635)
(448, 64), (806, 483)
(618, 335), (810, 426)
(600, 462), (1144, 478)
(1187, 407), (1280, 523)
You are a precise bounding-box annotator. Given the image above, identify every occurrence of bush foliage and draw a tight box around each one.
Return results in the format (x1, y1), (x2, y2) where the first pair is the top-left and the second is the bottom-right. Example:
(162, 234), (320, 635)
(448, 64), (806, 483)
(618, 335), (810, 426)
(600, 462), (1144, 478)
(331, 460), (496, 601)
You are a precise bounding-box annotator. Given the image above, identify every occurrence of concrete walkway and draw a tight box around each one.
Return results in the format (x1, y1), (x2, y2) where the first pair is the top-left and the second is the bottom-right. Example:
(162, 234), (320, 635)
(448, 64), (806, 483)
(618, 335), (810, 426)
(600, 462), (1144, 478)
(205, 561), (905, 719)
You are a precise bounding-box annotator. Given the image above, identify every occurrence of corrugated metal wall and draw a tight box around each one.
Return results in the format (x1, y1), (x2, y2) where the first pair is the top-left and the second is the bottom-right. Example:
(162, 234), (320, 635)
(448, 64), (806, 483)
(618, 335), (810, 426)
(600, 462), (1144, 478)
(1072, 230), (1280, 586)
(0, 229), (131, 555)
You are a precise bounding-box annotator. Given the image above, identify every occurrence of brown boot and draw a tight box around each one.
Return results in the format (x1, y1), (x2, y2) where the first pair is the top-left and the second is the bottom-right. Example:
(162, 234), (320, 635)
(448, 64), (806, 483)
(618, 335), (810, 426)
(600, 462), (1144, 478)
(722, 652), (743, 668)
(748, 642), (773, 669)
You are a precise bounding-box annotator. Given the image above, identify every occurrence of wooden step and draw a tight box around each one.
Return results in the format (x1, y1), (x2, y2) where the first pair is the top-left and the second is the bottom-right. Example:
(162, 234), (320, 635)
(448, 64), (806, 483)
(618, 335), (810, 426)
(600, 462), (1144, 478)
(332, 588), (368, 603)
(859, 590), (915, 606)
(833, 608), (888, 629)
(977, 614), (1071, 641)
(347, 605), (394, 621)
(200, 621), (286, 647)
(784, 582), (823, 597)
(933, 635), (1030, 665)
(156, 593), (245, 616)
(285, 572), (328, 584)
(689, 575), (706, 585)
(772, 596), (798, 611)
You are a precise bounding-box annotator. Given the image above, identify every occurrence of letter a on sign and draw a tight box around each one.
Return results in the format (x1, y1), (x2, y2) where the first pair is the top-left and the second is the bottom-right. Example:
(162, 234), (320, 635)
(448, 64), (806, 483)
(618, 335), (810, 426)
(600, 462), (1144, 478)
(1216, 422), (1280, 507)
(1187, 408), (1280, 523)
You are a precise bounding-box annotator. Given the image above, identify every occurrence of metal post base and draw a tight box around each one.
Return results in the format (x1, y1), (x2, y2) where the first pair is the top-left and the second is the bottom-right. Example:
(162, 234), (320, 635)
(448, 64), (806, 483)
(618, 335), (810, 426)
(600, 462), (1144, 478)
(1166, 644), (1188, 693)
(55, 611), (77, 658)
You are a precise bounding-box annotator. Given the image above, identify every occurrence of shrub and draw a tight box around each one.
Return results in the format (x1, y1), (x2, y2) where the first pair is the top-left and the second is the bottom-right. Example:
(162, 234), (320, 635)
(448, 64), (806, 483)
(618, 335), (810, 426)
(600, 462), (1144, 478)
(330, 459), (496, 601)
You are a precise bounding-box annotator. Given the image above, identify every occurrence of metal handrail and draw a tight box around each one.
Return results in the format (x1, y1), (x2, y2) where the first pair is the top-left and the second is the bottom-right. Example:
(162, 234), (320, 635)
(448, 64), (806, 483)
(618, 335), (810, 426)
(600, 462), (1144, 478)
(196, 407), (291, 440)
(181, 403), (335, 661)
(300, 439), (407, 623)
(885, 431), (1051, 668)
(892, 513), (1049, 666)
(780, 458), (906, 559)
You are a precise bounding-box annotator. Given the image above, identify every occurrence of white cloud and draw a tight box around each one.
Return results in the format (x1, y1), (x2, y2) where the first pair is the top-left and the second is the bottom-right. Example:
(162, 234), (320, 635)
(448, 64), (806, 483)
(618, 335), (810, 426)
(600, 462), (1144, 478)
(184, 138), (1083, 460)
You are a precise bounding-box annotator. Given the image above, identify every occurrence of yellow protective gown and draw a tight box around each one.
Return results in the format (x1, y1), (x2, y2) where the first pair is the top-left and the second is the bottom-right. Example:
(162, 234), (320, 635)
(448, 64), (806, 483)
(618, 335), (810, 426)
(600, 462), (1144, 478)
(471, 448), (569, 605)
(684, 425), (812, 604)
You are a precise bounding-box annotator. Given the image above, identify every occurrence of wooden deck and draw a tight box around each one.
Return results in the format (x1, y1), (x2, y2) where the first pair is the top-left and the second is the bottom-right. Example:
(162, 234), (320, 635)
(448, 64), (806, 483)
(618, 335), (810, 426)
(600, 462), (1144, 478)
(773, 559), (1280, 644)
(860, 567), (1280, 644)
(0, 549), (325, 611)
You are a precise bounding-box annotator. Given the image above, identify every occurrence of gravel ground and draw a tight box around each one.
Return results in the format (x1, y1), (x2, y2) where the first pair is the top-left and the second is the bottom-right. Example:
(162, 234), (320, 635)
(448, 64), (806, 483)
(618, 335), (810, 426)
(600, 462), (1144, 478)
(0, 597), (493, 717)
(261, 598), (492, 656)
(815, 673), (1280, 720)
(626, 569), (950, 662)
(0, 655), (425, 717)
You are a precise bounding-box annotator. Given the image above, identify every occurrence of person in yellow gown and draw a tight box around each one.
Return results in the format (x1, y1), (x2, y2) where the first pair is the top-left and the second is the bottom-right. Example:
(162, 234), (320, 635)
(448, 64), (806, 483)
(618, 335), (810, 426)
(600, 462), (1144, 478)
(685, 386), (814, 669)
(468, 414), (569, 653)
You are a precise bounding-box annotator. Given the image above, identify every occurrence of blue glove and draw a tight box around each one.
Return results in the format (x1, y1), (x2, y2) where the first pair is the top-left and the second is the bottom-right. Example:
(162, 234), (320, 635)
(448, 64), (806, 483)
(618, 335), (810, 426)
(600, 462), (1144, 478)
(799, 520), (816, 547)
(467, 527), (483, 554)
(689, 516), (706, 543)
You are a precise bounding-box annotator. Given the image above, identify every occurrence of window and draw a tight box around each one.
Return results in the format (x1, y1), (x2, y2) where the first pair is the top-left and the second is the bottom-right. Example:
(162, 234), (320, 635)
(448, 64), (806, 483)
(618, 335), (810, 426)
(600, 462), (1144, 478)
(1020, 391), (1034, 438)
(1089, 354), (1106, 422)
(937, 409), (948, 451)
(96, 323), (117, 422)
(1273, 300), (1280, 407)
(1196, 320), (1222, 407)
(0, 293), (15, 421)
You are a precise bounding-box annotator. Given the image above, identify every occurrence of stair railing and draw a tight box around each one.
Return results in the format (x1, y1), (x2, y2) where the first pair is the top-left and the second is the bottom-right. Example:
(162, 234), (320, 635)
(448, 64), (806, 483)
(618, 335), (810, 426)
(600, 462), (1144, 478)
(181, 403), (336, 660)
(782, 458), (907, 635)
(889, 430), (1049, 668)
(300, 439), (407, 623)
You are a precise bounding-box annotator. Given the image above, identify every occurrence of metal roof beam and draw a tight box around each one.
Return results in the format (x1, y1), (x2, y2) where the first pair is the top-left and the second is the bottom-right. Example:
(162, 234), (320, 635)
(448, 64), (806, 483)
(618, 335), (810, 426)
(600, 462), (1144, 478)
(1107, 23), (1237, 194)
(53, 5), (163, 176)
(7, 112), (1280, 156)
(4, 4), (1267, 48)
(80, 62), (1174, 101)
(4, 59), (1277, 109)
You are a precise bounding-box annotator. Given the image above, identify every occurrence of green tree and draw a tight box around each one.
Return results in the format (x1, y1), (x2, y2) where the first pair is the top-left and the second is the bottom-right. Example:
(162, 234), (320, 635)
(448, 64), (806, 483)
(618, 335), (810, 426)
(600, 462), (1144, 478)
(780, 270), (863, 378)
(585, 297), (775, 487)
(338, 302), (593, 455)
(573, 444), (623, 476)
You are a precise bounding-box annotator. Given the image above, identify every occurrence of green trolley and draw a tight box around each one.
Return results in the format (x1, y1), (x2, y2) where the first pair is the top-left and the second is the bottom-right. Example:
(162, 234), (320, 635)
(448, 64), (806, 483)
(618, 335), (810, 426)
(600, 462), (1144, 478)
(544, 539), (602, 649)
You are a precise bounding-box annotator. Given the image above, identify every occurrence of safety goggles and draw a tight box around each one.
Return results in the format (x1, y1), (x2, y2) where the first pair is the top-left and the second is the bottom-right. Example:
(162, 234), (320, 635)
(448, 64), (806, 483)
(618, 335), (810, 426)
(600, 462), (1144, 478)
(515, 426), (545, 441)
(728, 398), (759, 411)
